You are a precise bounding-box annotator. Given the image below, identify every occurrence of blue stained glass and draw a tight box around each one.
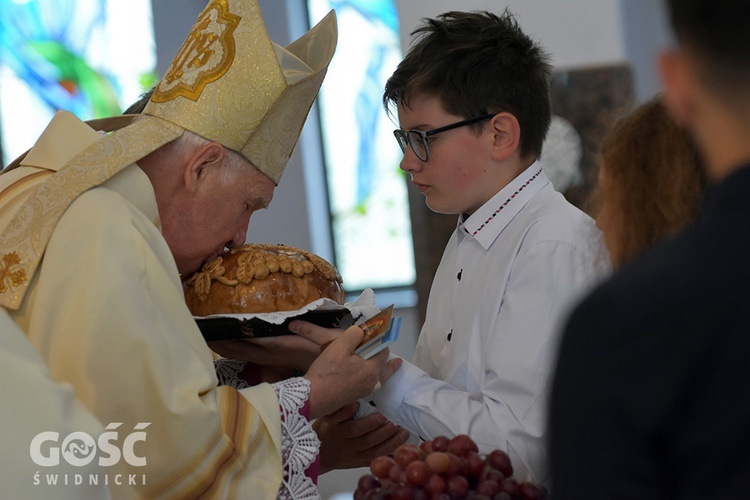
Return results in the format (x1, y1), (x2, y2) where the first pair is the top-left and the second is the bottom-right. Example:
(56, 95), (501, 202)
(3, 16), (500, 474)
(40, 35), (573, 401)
(0, 0), (158, 165)
(308, 0), (416, 292)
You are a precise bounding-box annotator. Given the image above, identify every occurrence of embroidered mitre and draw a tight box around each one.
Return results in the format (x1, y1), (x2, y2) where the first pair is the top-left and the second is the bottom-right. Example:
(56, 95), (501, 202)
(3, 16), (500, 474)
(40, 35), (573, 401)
(0, 0), (337, 309)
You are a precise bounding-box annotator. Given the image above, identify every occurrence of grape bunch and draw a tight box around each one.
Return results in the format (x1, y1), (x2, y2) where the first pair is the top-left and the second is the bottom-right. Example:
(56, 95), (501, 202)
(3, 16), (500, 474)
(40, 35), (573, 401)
(354, 434), (547, 500)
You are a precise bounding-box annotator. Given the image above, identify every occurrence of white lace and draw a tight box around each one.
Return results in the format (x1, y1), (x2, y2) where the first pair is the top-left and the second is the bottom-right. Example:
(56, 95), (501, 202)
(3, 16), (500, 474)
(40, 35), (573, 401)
(214, 358), (249, 389)
(214, 362), (320, 498)
(273, 377), (321, 500)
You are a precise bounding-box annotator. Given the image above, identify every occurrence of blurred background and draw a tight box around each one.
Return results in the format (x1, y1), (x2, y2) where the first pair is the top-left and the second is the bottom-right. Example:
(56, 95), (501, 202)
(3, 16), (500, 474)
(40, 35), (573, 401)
(0, 0), (672, 497)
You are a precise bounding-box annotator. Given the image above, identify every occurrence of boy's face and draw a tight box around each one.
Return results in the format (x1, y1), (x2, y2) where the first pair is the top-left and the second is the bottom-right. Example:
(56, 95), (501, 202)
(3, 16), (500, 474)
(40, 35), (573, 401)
(396, 95), (504, 215)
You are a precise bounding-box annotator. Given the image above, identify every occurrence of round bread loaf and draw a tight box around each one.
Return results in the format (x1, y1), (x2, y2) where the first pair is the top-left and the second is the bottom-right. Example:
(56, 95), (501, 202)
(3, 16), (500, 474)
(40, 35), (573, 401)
(184, 243), (345, 316)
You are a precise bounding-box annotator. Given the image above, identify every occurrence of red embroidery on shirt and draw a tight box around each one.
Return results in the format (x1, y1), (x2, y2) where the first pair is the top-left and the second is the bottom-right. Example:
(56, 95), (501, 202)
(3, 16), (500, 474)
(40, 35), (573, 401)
(472, 168), (542, 236)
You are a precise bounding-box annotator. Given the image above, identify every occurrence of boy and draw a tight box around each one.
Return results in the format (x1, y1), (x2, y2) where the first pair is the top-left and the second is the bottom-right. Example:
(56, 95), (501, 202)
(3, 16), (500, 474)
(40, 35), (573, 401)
(299, 10), (604, 483)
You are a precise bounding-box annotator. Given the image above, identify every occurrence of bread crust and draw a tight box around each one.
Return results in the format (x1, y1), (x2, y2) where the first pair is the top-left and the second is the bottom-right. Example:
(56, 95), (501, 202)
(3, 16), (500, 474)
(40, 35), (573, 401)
(184, 244), (345, 316)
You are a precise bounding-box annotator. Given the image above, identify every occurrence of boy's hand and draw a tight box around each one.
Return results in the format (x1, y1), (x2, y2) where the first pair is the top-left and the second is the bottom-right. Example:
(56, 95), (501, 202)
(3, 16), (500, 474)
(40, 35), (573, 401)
(315, 402), (410, 473)
(208, 320), (343, 372)
(208, 333), (324, 372)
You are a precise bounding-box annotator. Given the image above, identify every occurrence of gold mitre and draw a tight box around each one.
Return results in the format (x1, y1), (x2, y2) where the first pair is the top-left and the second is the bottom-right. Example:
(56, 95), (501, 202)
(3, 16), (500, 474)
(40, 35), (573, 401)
(0, 0), (336, 310)
(144, 0), (337, 184)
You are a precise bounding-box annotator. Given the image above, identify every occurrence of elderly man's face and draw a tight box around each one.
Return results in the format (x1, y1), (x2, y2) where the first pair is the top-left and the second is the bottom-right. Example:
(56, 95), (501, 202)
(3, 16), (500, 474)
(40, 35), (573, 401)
(163, 158), (276, 276)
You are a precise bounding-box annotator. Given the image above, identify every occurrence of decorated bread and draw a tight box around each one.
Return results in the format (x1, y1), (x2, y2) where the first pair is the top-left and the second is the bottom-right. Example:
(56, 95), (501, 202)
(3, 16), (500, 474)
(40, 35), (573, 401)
(183, 243), (345, 316)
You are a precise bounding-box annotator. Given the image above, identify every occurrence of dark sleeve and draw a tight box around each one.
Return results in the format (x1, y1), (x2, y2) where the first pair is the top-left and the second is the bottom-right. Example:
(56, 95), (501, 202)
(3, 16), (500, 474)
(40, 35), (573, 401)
(547, 287), (666, 500)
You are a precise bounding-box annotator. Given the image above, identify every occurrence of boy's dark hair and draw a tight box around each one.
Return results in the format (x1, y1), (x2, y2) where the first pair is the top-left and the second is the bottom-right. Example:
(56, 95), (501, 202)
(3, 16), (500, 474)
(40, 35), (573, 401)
(667, 0), (750, 96)
(383, 10), (552, 159)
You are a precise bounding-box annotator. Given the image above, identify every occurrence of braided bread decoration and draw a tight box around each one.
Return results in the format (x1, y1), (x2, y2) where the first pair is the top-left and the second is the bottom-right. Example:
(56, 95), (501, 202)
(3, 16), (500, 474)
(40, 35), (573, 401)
(184, 243), (345, 316)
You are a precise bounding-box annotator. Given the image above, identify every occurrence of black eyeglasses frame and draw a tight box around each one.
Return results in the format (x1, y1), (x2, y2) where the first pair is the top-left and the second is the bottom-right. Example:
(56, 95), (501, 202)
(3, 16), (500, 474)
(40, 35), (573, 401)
(393, 113), (497, 162)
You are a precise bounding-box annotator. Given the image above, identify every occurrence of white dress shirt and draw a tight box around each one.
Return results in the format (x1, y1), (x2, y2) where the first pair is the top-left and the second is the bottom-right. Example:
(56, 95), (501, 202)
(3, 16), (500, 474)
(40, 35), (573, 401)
(372, 161), (605, 484)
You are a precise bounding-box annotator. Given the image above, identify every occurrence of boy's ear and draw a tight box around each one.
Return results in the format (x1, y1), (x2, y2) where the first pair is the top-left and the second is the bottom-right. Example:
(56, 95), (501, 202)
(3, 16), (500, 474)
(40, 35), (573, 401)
(184, 142), (225, 194)
(488, 112), (521, 161)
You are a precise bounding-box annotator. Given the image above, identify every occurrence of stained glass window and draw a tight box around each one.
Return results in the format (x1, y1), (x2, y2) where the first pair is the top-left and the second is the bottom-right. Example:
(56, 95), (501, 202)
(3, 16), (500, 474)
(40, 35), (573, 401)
(307, 0), (416, 293)
(0, 0), (158, 166)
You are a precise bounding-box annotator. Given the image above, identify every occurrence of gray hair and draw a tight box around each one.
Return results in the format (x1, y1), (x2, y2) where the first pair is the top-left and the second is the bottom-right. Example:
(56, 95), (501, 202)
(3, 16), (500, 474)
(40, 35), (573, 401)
(169, 130), (249, 183)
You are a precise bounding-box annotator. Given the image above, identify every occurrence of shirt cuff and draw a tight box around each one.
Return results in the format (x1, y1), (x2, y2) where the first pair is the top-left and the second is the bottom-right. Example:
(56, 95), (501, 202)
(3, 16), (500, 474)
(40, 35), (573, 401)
(369, 357), (423, 416)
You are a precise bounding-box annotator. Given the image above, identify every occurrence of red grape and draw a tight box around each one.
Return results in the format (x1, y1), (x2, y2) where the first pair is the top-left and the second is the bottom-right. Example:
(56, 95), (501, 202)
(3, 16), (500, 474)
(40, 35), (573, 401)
(389, 464), (406, 484)
(378, 478), (393, 489)
(413, 488), (428, 500)
(499, 478), (520, 497)
(362, 489), (388, 500)
(446, 474), (469, 498)
(431, 435), (450, 452)
(425, 452), (451, 474)
(448, 434), (479, 457)
(487, 449), (514, 477)
(481, 468), (505, 483)
(390, 484), (415, 500)
(466, 451), (485, 477)
(370, 455), (396, 479)
(518, 481), (545, 499)
(395, 444), (422, 468)
(445, 453), (463, 476)
(419, 440), (434, 454)
(476, 479), (501, 497)
(424, 473), (446, 495)
(357, 474), (381, 493)
(405, 460), (431, 487)
(361, 436), (546, 500)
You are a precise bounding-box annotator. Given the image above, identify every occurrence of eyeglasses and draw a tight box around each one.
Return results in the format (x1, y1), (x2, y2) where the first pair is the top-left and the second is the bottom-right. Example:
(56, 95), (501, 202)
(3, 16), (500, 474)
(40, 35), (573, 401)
(393, 113), (496, 162)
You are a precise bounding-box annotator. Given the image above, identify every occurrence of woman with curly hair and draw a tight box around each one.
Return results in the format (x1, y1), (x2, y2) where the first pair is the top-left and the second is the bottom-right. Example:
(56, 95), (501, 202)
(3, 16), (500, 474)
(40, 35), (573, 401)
(592, 97), (706, 268)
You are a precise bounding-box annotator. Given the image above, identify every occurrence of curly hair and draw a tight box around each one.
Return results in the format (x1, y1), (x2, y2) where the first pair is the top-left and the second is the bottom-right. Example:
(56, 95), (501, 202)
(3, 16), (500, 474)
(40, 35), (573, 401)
(383, 9), (551, 159)
(591, 98), (706, 268)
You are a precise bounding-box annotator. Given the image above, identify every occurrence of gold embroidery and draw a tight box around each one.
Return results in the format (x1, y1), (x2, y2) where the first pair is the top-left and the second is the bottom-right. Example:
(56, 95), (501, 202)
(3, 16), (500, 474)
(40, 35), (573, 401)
(0, 170), (54, 224)
(0, 118), (184, 310)
(0, 170), (53, 204)
(0, 252), (27, 293)
(151, 0), (240, 103)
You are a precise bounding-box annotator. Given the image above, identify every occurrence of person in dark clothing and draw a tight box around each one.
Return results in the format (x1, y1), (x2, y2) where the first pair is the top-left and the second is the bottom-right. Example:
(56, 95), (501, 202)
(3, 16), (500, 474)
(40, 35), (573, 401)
(548, 0), (750, 498)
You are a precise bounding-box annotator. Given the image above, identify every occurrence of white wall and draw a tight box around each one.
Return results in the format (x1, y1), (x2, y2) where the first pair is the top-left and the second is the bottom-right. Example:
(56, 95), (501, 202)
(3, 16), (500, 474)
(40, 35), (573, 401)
(396, 0), (671, 101)
(396, 0), (627, 69)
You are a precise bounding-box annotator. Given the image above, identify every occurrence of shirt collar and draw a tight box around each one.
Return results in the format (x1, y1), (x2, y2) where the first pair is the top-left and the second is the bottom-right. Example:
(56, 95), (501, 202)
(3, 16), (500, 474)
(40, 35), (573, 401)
(458, 161), (549, 249)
